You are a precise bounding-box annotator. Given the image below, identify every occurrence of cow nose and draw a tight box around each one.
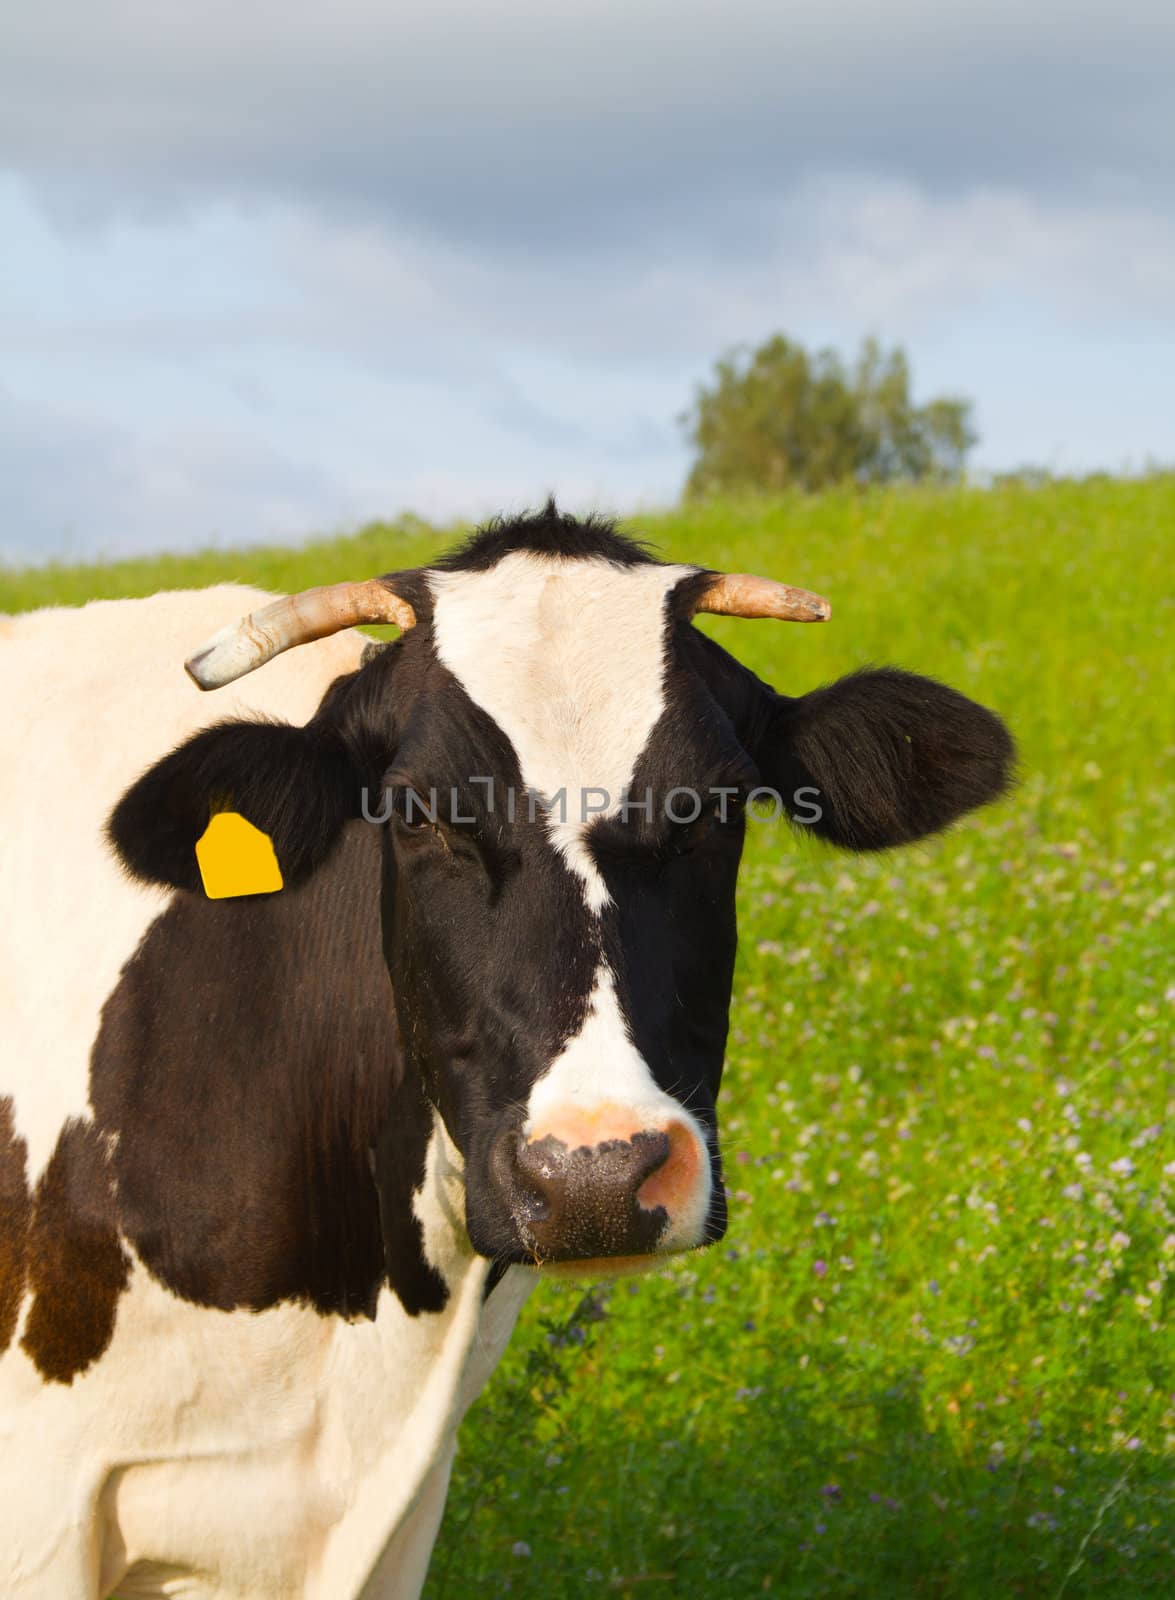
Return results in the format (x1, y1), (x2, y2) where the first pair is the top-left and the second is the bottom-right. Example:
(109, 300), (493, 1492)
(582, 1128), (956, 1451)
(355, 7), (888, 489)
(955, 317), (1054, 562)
(495, 1109), (708, 1265)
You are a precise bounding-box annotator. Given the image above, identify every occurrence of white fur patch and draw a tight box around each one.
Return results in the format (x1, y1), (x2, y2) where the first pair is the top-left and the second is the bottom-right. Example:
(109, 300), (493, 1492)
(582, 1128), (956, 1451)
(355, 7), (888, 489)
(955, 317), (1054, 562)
(429, 552), (692, 911)
(431, 552), (713, 1250)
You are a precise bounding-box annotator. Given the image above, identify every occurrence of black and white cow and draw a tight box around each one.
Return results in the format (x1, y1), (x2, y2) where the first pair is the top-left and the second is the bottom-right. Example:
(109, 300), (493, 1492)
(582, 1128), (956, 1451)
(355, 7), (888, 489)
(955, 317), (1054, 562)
(0, 507), (1013, 1598)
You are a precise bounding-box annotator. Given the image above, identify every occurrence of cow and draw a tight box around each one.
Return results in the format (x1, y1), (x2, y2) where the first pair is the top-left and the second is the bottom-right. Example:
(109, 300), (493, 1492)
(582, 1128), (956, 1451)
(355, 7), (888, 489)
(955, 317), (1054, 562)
(0, 505), (1013, 1598)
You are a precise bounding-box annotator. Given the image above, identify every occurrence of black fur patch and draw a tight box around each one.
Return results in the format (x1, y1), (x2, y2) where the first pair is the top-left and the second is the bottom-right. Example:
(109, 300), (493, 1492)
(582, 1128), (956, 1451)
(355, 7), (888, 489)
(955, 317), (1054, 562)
(436, 499), (654, 573)
(483, 1259), (511, 1302)
(21, 1119), (130, 1384)
(0, 1097), (31, 1357)
(762, 667), (1016, 851)
(90, 823), (447, 1320)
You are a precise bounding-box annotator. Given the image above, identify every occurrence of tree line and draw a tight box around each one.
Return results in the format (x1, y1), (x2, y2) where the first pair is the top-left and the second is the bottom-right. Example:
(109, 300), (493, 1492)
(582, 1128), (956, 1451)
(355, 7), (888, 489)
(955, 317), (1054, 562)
(680, 334), (976, 497)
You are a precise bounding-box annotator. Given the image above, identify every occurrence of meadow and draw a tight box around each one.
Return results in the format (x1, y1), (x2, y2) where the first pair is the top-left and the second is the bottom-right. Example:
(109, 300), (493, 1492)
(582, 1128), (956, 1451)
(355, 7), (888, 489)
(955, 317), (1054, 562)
(4, 478), (1170, 1597)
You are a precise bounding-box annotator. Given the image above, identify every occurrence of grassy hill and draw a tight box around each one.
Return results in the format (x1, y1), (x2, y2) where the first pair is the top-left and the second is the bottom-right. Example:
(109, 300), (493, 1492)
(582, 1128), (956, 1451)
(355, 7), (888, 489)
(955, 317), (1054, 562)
(7, 479), (1171, 1597)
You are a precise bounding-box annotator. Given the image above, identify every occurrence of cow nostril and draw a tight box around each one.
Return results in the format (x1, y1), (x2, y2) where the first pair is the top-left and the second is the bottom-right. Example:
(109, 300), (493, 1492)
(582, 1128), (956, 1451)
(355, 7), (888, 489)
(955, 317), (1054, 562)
(635, 1120), (702, 1216)
(626, 1129), (672, 1192)
(514, 1181), (553, 1224)
(506, 1133), (562, 1222)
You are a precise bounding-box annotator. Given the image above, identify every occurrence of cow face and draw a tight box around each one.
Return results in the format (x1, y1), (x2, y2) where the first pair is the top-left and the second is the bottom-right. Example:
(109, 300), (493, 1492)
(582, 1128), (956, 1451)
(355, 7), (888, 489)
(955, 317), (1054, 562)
(111, 508), (1014, 1281)
(362, 551), (752, 1271)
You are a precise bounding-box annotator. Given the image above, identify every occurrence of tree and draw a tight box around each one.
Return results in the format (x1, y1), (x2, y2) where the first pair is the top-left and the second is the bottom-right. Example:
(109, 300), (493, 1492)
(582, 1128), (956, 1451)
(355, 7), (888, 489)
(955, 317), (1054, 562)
(680, 333), (976, 498)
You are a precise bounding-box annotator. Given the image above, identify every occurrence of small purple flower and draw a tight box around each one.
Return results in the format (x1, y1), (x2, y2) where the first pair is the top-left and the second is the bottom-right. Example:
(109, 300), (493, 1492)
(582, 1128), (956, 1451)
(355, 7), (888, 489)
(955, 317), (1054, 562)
(821, 1483), (842, 1500)
(813, 1259), (828, 1278)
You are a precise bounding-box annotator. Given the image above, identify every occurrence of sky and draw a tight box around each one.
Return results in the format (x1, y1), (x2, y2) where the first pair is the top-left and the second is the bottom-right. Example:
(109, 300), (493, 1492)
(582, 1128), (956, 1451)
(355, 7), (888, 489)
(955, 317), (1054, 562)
(1, 1), (1173, 564)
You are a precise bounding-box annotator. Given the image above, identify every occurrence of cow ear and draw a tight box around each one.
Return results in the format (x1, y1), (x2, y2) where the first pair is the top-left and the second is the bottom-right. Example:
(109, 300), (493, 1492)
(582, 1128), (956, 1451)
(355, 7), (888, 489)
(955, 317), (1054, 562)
(752, 667), (1015, 851)
(108, 720), (360, 893)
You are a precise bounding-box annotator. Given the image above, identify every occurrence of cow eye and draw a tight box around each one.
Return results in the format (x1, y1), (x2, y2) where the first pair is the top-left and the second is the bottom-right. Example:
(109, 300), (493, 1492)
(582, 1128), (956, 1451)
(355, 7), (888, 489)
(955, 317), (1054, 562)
(396, 806), (433, 832)
(682, 781), (754, 846)
(662, 799), (727, 859)
(387, 782), (440, 833)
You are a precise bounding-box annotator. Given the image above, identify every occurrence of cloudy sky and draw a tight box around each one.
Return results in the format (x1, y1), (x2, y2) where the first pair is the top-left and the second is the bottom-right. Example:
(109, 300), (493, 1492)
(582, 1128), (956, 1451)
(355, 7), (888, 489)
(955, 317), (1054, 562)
(2, 1), (1172, 563)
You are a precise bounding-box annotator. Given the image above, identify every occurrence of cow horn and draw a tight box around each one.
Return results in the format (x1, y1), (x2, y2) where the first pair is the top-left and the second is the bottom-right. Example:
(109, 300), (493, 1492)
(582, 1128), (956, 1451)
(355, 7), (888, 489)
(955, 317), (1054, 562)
(184, 578), (416, 690)
(692, 573), (831, 623)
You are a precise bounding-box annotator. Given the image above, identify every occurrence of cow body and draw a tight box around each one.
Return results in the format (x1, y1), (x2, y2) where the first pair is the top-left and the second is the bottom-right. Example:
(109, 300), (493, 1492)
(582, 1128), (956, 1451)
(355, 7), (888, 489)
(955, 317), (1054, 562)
(0, 510), (1013, 1598)
(0, 588), (532, 1598)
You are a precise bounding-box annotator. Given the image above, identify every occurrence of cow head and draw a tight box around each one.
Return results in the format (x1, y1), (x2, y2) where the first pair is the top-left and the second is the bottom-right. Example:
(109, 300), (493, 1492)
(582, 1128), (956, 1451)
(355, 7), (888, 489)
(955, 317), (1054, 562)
(109, 507), (1013, 1278)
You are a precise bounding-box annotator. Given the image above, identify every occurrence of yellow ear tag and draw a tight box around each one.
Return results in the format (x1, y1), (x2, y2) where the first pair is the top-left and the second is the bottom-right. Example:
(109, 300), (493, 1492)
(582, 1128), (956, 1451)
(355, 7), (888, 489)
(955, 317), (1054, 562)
(195, 811), (284, 899)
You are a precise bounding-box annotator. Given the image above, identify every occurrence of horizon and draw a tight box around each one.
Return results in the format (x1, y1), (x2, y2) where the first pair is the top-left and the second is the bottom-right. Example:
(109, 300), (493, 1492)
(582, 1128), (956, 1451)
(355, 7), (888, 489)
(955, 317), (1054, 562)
(5, 468), (1171, 579)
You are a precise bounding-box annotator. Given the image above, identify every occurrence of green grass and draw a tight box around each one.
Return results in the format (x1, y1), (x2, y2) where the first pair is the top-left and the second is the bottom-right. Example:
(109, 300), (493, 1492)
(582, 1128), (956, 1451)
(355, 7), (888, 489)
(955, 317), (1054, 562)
(7, 479), (1171, 1597)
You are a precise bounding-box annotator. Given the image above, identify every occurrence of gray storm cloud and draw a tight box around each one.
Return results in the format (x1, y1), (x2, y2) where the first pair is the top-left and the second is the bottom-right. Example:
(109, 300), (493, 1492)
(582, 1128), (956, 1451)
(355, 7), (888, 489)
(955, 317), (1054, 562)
(3, 0), (1173, 248)
(2, 1), (1173, 563)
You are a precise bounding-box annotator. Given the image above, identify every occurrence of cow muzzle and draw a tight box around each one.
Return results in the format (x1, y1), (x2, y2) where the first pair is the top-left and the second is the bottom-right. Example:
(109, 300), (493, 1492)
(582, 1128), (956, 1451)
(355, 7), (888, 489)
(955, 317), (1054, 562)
(491, 1103), (713, 1272)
